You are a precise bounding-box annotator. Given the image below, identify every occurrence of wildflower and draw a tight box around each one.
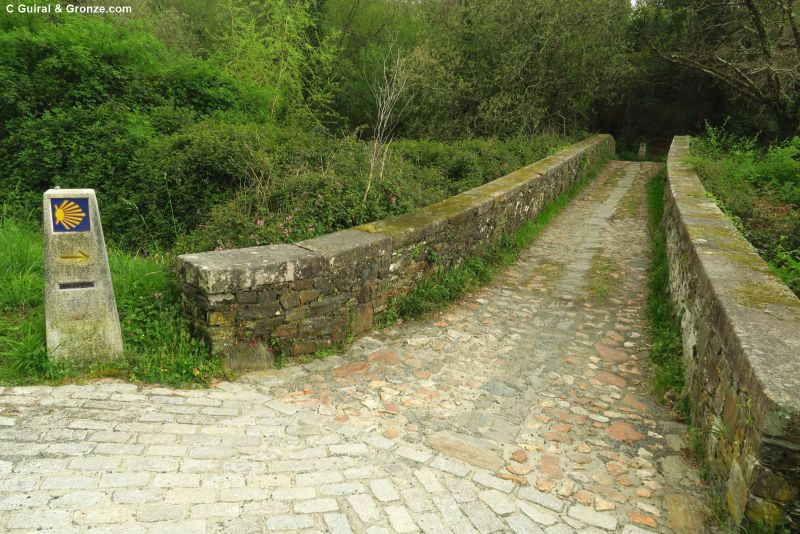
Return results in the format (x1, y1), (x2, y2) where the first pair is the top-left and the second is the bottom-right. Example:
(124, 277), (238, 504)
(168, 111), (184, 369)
(255, 219), (265, 227)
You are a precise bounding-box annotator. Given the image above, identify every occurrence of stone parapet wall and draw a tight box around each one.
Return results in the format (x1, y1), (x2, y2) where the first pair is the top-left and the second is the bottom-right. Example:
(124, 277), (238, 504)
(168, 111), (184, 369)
(664, 136), (800, 529)
(177, 135), (614, 371)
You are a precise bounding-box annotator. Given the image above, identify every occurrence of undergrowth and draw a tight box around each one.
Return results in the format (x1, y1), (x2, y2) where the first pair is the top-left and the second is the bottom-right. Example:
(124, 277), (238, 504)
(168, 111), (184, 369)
(0, 218), (227, 387)
(379, 159), (609, 323)
(644, 171), (686, 406)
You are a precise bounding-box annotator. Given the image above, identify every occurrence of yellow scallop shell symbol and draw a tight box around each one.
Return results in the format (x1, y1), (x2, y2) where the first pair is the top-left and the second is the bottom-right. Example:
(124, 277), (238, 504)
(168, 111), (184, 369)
(54, 200), (86, 230)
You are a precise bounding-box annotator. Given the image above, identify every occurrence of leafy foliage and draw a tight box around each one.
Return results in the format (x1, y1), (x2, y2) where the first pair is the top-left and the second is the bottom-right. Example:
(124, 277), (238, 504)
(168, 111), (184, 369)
(0, 13), (281, 251)
(176, 133), (572, 253)
(637, 0), (800, 137)
(404, 0), (632, 138)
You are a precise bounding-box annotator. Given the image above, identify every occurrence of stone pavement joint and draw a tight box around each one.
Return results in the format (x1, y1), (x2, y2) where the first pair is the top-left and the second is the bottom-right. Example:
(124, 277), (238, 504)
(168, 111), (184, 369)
(0, 162), (711, 533)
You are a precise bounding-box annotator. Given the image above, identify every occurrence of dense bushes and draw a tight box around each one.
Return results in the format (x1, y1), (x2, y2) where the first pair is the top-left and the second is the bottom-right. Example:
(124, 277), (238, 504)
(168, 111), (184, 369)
(177, 133), (572, 253)
(691, 126), (800, 295)
(0, 12), (574, 255)
(403, 0), (632, 139)
(0, 13), (281, 250)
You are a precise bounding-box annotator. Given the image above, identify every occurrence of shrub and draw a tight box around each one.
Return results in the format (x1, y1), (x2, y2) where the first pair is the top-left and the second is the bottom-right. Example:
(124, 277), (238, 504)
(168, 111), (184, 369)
(176, 133), (573, 253)
(0, 13), (277, 251)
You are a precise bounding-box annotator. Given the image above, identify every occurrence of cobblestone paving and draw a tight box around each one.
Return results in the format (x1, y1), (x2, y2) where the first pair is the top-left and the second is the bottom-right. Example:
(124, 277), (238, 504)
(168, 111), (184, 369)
(0, 162), (710, 533)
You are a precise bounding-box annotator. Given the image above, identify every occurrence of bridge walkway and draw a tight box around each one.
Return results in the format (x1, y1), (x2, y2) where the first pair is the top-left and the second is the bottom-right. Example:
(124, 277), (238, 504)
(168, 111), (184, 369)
(0, 161), (709, 533)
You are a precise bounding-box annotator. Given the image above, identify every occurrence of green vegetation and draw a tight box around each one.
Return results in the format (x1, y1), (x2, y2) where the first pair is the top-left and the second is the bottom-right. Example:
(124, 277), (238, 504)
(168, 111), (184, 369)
(644, 171), (686, 405)
(380, 160), (608, 322)
(690, 126), (800, 296)
(587, 255), (619, 303)
(1, 0), (798, 389)
(0, 218), (226, 386)
(177, 134), (573, 253)
(0, 9), (574, 254)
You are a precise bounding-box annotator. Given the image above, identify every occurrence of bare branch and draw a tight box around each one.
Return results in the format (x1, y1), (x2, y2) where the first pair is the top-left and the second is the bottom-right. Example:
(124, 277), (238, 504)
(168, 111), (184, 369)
(363, 44), (413, 206)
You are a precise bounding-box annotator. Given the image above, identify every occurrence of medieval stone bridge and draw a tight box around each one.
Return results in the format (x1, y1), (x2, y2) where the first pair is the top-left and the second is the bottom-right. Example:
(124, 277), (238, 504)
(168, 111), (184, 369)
(1, 138), (797, 533)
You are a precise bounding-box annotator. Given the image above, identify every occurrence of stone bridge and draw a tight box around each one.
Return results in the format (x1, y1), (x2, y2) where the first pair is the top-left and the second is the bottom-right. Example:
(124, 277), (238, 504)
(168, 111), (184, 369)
(1, 137), (798, 533)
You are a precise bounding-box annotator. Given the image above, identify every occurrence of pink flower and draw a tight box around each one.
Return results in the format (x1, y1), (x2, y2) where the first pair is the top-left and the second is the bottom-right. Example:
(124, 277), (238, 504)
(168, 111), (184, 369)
(255, 219), (265, 227)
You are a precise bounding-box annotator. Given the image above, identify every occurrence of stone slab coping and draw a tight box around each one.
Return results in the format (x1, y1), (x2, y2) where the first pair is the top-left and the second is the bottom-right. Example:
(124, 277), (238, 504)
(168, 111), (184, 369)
(297, 229), (391, 269)
(668, 136), (800, 439)
(178, 244), (325, 295)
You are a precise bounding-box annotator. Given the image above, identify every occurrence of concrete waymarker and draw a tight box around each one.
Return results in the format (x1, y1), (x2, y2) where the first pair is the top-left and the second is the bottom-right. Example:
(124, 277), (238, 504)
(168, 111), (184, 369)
(43, 188), (123, 363)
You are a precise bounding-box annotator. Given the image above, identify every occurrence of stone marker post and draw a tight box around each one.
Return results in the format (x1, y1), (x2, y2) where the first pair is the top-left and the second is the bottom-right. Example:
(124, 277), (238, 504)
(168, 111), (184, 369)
(43, 188), (123, 363)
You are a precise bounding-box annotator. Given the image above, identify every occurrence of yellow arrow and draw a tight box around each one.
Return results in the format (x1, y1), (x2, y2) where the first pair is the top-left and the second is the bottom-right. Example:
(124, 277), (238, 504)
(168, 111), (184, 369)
(60, 250), (89, 261)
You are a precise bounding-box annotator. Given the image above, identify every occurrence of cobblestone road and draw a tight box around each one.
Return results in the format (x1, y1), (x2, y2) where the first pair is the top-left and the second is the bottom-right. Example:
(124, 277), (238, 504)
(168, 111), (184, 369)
(0, 162), (709, 533)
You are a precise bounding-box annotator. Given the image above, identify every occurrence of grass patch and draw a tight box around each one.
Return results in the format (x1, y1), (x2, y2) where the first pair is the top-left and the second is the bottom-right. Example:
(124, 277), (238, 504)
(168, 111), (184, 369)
(587, 255), (618, 303)
(380, 158), (609, 323)
(0, 218), (228, 387)
(645, 171), (686, 405)
(531, 260), (566, 285)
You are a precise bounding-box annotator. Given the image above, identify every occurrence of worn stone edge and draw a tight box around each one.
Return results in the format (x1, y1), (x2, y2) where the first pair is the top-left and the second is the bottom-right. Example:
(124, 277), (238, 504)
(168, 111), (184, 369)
(356, 134), (614, 246)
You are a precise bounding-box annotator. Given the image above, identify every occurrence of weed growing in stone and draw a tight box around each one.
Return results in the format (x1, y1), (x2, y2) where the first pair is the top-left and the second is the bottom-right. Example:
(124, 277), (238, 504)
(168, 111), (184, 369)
(587, 255), (618, 303)
(644, 171), (686, 404)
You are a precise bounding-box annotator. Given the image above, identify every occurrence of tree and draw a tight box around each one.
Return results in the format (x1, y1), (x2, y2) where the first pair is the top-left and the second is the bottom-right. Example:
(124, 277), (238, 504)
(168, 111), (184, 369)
(638, 0), (800, 137)
(363, 46), (412, 205)
(404, 0), (633, 138)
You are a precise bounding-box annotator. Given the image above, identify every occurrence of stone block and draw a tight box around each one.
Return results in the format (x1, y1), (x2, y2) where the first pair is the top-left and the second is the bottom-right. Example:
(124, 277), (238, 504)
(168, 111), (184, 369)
(279, 291), (300, 310)
(238, 303), (282, 320)
(235, 291), (258, 304)
(354, 304), (373, 335)
(356, 211), (447, 248)
(207, 308), (236, 327)
(298, 289), (320, 304)
(271, 323), (298, 339)
(298, 229), (391, 272)
(223, 341), (273, 373)
(178, 244), (325, 294)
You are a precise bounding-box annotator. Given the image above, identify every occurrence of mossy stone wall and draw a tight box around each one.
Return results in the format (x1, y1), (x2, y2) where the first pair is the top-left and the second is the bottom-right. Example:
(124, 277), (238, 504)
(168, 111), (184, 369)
(664, 136), (800, 530)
